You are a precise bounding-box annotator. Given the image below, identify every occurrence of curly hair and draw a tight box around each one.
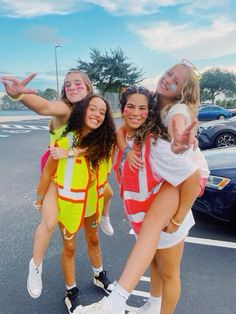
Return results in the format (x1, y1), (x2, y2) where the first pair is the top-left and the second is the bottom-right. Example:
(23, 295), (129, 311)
(120, 86), (169, 144)
(63, 94), (116, 167)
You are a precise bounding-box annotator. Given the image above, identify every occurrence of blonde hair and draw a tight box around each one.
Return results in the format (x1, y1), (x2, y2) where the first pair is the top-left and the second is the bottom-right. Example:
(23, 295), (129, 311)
(161, 63), (200, 121)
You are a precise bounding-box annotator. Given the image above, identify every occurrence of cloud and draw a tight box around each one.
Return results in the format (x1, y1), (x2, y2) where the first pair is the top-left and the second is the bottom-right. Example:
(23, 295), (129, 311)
(134, 17), (236, 60)
(25, 25), (69, 45)
(0, 0), (187, 18)
(0, 0), (77, 18)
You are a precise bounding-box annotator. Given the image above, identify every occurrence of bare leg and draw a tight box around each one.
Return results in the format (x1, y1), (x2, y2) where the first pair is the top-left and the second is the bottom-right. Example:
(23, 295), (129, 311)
(149, 257), (162, 297)
(59, 223), (77, 286)
(156, 240), (185, 314)
(118, 182), (180, 292)
(84, 213), (102, 267)
(32, 181), (59, 266)
(102, 183), (113, 217)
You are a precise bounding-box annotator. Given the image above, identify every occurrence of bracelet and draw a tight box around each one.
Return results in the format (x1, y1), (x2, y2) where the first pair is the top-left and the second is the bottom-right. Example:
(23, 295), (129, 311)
(171, 217), (182, 227)
(8, 94), (24, 102)
(122, 146), (132, 159)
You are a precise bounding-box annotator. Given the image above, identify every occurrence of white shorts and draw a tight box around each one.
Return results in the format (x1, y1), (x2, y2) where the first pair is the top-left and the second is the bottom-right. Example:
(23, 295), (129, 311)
(132, 210), (195, 249)
(157, 210), (195, 249)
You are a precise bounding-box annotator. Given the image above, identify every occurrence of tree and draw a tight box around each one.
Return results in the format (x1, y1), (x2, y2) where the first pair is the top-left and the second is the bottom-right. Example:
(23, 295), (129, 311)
(200, 68), (236, 104)
(76, 48), (144, 95)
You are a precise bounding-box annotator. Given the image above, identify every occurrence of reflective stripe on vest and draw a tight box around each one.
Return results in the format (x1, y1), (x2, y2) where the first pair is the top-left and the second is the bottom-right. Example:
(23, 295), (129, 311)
(113, 135), (164, 234)
(54, 132), (111, 233)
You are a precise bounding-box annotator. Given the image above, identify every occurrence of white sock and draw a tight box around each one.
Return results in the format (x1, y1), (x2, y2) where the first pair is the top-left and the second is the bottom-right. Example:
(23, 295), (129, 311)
(32, 258), (42, 270)
(93, 266), (103, 276)
(149, 295), (162, 304)
(101, 215), (109, 220)
(107, 283), (130, 314)
(66, 283), (76, 291)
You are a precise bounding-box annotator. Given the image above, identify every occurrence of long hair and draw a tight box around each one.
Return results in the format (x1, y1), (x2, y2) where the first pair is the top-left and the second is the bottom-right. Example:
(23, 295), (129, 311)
(161, 63), (200, 122)
(120, 86), (169, 144)
(63, 94), (116, 167)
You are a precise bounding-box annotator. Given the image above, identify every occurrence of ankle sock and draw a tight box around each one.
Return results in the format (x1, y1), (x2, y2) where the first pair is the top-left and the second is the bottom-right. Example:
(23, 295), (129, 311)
(107, 283), (130, 314)
(149, 295), (162, 304)
(93, 266), (103, 276)
(66, 283), (76, 291)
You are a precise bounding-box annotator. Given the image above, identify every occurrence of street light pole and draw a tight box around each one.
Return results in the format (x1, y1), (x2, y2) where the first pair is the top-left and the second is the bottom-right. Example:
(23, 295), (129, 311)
(54, 45), (61, 100)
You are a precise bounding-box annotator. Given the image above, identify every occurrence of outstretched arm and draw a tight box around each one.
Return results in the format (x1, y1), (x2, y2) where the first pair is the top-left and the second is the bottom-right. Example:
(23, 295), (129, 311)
(0, 73), (70, 117)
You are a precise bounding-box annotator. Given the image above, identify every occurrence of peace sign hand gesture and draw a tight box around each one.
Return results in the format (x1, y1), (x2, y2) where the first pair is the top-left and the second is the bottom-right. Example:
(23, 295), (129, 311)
(171, 118), (198, 154)
(0, 73), (37, 97)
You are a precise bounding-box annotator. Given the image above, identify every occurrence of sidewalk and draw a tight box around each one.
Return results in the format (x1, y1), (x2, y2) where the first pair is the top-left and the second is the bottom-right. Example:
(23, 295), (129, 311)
(0, 115), (50, 123)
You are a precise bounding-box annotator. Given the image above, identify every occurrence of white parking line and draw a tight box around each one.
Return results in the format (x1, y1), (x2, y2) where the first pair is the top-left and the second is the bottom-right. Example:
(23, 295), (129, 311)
(129, 229), (236, 249)
(0, 124), (49, 130)
(185, 236), (236, 249)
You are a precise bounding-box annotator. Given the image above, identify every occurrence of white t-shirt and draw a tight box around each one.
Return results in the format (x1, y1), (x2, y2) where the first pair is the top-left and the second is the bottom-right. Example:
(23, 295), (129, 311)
(127, 136), (197, 249)
(164, 103), (209, 178)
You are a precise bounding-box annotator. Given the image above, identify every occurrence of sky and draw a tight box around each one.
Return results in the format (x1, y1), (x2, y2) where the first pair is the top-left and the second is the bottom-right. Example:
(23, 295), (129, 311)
(0, 0), (236, 93)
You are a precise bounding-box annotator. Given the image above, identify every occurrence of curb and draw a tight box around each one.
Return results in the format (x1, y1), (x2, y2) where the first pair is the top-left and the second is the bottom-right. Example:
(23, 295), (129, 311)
(0, 115), (50, 123)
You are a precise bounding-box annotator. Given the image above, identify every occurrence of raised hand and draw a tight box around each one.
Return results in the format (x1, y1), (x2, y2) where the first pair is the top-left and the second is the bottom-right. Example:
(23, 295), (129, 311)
(171, 118), (198, 154)
(0, 73), (37, 97)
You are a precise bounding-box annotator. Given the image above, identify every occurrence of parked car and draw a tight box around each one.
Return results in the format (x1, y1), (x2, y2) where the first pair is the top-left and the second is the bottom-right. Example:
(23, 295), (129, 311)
(229, 108), (236, 116)
(197, 116), (236, 150)
(192, 146), (236, 227)
(198, 105), (232, 121)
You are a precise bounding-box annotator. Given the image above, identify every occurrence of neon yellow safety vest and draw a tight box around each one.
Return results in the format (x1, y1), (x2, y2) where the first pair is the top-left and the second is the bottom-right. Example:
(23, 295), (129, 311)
(54, 132), (111, 234)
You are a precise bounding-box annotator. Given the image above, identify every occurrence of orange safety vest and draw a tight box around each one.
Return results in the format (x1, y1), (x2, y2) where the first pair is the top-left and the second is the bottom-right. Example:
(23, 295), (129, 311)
(113, 135), (164, 234)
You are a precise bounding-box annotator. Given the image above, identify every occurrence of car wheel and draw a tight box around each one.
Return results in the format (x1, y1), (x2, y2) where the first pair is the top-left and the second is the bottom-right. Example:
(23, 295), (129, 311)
(214, 132), (236, 147)
(218, 115), (226, 120)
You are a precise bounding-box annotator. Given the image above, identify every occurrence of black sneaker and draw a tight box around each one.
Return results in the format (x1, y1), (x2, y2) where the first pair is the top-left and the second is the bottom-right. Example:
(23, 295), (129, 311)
(93, 270), (115, 294)
(64, 287), (82, 314)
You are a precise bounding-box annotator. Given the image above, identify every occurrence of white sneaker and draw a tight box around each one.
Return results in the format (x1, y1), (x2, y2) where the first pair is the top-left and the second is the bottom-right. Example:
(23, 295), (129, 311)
(27, 258), (43, 298)
(128, 300), (161, 314)
(100, 216), (114, 236)
(76, 297), (125, 314)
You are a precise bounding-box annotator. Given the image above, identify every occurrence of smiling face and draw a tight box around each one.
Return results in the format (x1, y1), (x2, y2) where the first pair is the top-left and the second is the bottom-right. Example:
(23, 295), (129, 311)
(83, 97), (107, 134)
(64, 72), (90, 103)
(156, 64), (188, 100)
(122, 93), (149, 135)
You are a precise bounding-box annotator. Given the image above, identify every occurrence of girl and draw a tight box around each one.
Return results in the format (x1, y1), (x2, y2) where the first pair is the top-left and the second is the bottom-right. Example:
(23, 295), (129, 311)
(50, 94), (116, 313)
(0, 70), (114, 302)
(77, 63), (209, 314)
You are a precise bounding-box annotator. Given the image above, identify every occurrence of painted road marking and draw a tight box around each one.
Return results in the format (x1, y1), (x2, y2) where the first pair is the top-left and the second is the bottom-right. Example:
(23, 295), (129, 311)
(185, 236), (236, 249)
(129, 229), (236, 249)
(0, 124), (48, 130)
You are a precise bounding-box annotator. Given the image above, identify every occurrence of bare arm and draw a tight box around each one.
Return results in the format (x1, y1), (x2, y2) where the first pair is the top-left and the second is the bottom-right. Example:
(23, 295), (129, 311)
(0, 73), (70, 118)
(116, 124), (144, 170)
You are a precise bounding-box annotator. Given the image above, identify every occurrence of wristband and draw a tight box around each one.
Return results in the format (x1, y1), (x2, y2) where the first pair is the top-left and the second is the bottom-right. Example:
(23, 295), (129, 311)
(7, 94), (24, 102)
(171, 217), (182, 227)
